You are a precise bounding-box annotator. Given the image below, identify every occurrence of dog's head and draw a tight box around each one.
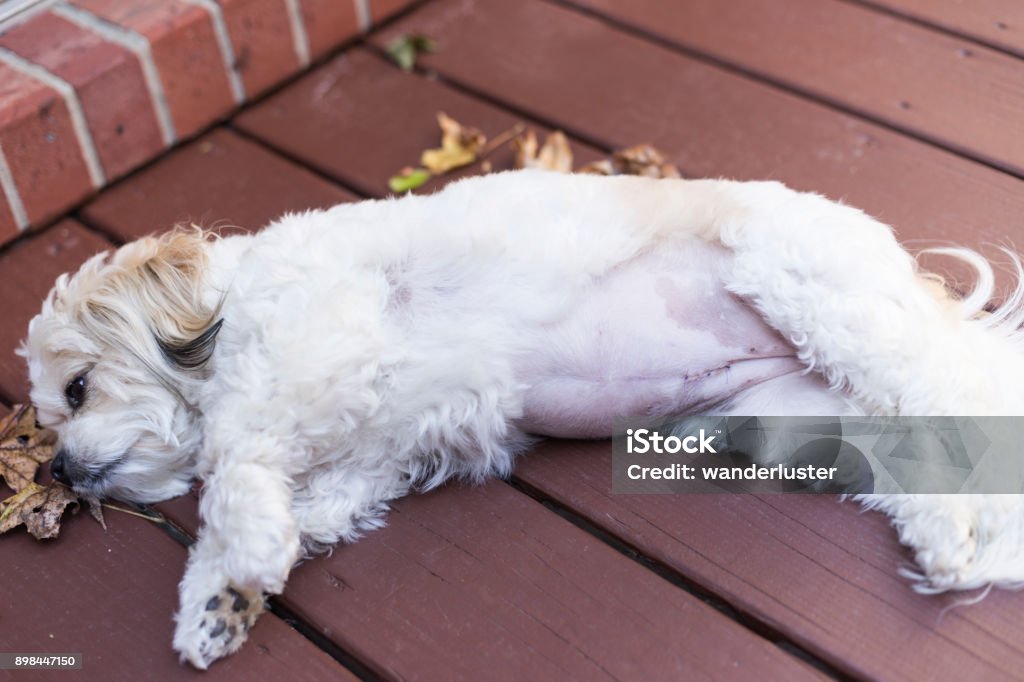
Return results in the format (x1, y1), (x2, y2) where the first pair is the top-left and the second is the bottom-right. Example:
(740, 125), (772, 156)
(19, 230), (221, 503)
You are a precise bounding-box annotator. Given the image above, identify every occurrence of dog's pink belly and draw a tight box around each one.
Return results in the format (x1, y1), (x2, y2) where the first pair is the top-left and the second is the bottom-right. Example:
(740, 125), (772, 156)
(515, 242), (804, 438)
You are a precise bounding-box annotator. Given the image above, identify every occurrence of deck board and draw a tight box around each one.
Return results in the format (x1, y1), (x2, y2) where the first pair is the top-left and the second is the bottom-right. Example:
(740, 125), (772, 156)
(563, 0), (1024, 175)
(82, 128), (357, 242)
(860, 0), (1024, 59)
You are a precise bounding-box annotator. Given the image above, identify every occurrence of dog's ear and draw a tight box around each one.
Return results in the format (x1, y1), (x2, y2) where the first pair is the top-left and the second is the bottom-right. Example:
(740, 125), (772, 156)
(82, 228), (223, 372)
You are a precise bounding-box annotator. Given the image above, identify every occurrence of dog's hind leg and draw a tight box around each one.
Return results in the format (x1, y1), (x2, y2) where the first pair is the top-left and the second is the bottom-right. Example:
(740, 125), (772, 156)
(704, 180), (1024, 591)
(711, 180), (1015, 416)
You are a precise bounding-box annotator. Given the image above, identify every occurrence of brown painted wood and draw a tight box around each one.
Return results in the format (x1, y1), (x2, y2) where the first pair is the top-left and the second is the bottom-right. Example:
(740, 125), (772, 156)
(82, 127), (357, 242)
(157, 481), (825, 681)
(513, 441), (1024, 681)
(372, 0), (1024, 273)
(235, 48), (606, 198)
(564, 0), (1024, 175)
(0, 496), (352, 679)
(862, 0), (1024, 59)
(0, 221), (112, 402)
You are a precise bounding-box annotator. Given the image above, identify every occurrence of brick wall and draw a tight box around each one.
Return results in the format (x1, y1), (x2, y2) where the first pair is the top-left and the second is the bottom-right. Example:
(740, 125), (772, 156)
(0, 0), (412, 245)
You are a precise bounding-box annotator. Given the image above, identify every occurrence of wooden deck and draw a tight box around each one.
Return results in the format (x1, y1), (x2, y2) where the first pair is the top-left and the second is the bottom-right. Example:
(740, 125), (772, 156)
(3, 1), (1024, 679)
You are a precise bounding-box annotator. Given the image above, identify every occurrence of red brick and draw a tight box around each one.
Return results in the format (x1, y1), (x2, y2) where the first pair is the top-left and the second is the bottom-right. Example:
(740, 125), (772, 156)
(0, 11), (164, 180)
(71, 0), (235, 138)
(219, 0), (302, 97)
(371, 0), (415, 23)
(0, 64), (93, 229)
(300, 0), (360, 59)
(0, 220), (111, 402)
(82, 127), (354, 241)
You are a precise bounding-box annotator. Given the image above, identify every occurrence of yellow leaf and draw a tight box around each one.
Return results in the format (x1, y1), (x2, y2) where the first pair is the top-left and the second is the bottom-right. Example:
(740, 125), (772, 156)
(420, 112), (486, 174)
(421, 146), (476, 174)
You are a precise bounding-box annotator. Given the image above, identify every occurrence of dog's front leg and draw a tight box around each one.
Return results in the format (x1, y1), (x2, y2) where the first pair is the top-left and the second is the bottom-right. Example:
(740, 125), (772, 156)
(173, 460), (300, 669)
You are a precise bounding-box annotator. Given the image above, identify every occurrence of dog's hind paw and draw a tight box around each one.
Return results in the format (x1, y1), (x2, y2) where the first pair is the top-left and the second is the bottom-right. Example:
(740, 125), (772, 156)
(862, 494), (1024, 592)
(173, 585), (264, 669)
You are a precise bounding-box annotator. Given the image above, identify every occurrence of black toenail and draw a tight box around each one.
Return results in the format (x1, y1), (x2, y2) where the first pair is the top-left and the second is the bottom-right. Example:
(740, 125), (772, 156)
(209, 619), (226, 637)
(205, 596), (221, 611)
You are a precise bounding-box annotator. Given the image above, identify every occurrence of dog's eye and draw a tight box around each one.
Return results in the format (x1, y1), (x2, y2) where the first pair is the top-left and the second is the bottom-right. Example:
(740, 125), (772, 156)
(64, 375), (87, 410)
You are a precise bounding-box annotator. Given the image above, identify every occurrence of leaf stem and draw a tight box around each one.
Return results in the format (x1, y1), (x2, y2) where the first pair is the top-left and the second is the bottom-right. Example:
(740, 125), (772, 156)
(101, 503), (164, 523)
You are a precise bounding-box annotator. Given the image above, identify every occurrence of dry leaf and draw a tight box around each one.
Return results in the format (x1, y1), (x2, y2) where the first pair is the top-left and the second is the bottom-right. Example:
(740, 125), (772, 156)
(0, 404), (106, 538)
(0, 482), (80, 539)
(387, 34), (436, 71)
(0, 404), (56, 493)
(513, 130), (573, 173)
(579, 144), (681, 178)
(85, 495), (106, 530)
(421, 112), (486, 174)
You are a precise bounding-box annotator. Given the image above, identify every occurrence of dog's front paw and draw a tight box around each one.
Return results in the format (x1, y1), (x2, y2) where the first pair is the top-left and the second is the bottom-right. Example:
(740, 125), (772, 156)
(173, 585), (264, 669)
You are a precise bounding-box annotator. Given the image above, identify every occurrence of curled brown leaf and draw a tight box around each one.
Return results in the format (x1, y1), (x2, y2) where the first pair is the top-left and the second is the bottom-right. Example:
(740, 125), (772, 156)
(513, 130), (573, 173)
(0, 482), (80, 539)
(579, 144), (681, 178)
(0, 404), (56, 493)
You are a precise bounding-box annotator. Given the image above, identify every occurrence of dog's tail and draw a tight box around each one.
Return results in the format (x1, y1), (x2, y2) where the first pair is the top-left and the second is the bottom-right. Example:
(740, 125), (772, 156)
(919, 246), (1024, 335)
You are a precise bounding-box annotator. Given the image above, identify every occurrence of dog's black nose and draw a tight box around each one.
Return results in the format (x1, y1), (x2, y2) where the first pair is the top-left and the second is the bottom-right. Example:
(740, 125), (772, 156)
(50, 450), (71, 485)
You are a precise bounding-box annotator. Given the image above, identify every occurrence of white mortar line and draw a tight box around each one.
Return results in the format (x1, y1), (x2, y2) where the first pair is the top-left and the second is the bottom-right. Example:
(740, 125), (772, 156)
(51, 2), (176, 146)
(354, 0), (371, 32)
(283, 0), (311, 67)
(0, 46), (105, 188)
(181, 0), (246, 104)
(0, 143), (29, 231)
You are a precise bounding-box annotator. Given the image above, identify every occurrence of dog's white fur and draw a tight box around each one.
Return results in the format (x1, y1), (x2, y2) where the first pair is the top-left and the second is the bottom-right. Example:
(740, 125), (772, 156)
(20, 171), (1024, 668)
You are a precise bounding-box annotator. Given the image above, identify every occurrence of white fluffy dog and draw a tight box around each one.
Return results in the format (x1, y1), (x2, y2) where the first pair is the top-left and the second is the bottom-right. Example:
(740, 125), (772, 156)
(20, 170), (1024, 668)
